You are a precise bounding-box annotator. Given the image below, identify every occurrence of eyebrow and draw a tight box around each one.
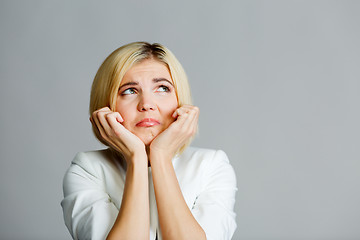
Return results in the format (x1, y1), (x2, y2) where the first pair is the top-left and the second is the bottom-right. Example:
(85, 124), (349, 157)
(118, 78), (174, 91)
(118, 81), (138, 91)
(153, 78), (174, 86)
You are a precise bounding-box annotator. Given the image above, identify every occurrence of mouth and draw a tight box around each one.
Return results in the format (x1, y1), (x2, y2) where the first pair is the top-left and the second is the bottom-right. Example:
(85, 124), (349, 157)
(135, 118), (160, 127)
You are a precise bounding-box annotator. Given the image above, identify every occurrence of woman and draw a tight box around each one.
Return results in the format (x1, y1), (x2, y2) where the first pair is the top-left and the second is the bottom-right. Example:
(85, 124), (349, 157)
(61, 42), (237, 240)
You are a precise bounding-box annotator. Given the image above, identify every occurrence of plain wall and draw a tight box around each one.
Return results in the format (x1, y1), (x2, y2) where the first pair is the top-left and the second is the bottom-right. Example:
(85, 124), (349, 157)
(0, 1), (359, 239)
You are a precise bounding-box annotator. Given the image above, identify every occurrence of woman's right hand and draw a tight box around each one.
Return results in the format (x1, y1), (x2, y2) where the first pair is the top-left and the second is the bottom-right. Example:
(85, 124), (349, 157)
(90, 107), (146, 163)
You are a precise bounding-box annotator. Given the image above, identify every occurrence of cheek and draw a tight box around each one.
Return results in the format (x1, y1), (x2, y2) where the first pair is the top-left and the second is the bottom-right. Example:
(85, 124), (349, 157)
(162, 95), (177, 110)
(166, 102), (178, 113)
(162, 98), (178, 120)
(118, 113), (135, 133)
(116, 103), (133, 126)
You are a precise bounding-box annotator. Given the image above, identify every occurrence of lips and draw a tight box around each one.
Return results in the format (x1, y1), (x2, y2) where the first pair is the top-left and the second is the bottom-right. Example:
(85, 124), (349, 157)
(135, 118), (160, 127)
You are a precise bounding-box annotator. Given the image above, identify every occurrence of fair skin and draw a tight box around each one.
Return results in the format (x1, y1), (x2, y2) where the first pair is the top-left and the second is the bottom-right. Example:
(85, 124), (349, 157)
(90, 59), (205, 240)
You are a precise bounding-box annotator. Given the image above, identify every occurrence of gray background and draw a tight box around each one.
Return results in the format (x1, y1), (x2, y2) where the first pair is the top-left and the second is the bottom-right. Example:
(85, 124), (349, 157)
(0, 1), (359, 239)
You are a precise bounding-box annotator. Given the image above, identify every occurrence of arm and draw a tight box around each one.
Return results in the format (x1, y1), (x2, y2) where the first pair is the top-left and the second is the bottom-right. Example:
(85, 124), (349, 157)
(91, 107), (150, 240)
(149, 105), (206, 240)
(150, 154), (206, 240)
(107, 154), (149, 240)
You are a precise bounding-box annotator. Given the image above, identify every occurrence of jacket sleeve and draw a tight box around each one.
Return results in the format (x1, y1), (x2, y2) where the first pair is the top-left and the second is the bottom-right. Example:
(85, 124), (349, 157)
(191, 150), (237, 240)
(61, 152), (118, 240)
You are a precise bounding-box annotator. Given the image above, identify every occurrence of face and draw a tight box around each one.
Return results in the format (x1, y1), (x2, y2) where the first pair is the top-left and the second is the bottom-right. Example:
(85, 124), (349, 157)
(115, 59), (178, 145)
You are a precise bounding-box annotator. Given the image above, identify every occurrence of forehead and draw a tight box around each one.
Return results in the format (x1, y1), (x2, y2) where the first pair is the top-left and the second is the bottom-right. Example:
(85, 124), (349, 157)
(122, 59), (173, 83)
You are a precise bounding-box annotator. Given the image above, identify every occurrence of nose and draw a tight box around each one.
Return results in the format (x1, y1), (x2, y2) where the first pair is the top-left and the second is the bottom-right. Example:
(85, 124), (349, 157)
(137, 93), (157, 112)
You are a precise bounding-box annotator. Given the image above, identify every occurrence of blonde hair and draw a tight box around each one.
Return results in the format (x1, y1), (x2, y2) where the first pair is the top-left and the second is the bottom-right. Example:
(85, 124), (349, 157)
(89, 42), (193, 154)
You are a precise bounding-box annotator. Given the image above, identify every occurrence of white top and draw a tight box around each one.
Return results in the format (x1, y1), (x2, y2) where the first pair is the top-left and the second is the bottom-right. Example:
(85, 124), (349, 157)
(61, 147), (237, 240)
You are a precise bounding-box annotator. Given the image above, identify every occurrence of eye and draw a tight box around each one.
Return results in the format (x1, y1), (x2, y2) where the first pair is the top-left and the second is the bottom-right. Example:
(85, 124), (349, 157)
(157, 85), (170, 92)
(121, 88), (137, 95)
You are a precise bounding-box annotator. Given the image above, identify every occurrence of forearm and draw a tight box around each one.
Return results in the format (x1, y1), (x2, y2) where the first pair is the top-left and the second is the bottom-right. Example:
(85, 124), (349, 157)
(107, 155), (150, 240)
(150, 155), (206, 240)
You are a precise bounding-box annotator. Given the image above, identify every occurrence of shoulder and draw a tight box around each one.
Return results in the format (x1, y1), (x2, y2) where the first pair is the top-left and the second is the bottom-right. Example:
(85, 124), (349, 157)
(178, 146), (231, 166)
(65, 148), (120, 181)
(189, 147), (236, 181)
(72, 149), (112, 166)
(175, 147), (235, 178)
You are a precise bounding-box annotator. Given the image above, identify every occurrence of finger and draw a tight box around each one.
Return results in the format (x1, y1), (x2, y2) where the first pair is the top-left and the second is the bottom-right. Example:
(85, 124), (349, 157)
(102, 112), (123, 136)
(106, 115), (128, 150)
(98, 106), (111, 112)
(172, 104), (192, 118)
(92, 108), (111, 128)
(182, 106), (199, 133)
(116, 112), (124, 123)
(92, 109), (112, 141)
(179, 106), (199, 136)
(170, 106), (198, 135)
(106, 112), (126, 136)
(172, 106), (191, 119)
(91, 107), (111, 122)
(90, 107), (110, 122)
(190, 107), (199, 134)
(172, 108), (180, 118)
(177, 105), (197, 121)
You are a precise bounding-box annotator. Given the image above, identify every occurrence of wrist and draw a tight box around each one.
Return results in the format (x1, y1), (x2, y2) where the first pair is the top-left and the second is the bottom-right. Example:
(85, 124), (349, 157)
(126, 152), (148, 168)
(149, 145), (175, 159)
(149, 151), (173, 166)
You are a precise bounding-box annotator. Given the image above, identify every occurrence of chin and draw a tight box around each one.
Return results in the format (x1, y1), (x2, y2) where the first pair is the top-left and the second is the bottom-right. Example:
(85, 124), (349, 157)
(139, 134), (156, 146)
(133, 128), (162, 146)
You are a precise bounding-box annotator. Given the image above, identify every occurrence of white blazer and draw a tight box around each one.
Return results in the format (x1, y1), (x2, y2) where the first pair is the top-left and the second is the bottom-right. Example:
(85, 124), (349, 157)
(61, 147), (237, 240)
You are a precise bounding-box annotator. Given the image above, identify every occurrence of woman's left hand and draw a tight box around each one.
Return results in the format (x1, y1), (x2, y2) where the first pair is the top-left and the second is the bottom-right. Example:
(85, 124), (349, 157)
(150, 105), (199, 160)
